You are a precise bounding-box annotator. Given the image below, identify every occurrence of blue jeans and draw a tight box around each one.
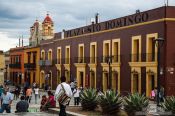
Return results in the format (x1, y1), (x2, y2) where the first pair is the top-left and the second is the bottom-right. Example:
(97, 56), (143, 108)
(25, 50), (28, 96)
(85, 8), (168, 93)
(0, 104), (11, 113)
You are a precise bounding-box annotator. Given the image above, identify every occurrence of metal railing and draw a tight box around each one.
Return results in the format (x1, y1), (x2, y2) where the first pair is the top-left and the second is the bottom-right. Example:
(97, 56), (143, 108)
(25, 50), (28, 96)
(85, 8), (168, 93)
(74, 57), (89, 63)
(130, 53), (156, 62)
(89, 57), (97, 64)
(9, 63), (21, 68)
(101, 55), (121, 63)
(24, 63), (36, 69)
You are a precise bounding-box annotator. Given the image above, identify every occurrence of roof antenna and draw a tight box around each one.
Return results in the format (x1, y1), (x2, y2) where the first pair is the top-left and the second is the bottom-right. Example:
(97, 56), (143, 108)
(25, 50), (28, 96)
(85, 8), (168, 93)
(19, 36), (21, 47)
(22, 35), (23, 47)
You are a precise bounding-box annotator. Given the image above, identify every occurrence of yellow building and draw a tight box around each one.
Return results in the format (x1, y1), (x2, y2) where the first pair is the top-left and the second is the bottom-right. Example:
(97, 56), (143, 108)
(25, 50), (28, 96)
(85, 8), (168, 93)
(0, 51), (5, 85)
(24, 46), (40, 87)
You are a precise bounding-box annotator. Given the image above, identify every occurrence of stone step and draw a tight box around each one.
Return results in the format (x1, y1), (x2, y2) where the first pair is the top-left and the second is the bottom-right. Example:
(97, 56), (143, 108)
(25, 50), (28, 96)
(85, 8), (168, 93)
(48, 108), (86, 116)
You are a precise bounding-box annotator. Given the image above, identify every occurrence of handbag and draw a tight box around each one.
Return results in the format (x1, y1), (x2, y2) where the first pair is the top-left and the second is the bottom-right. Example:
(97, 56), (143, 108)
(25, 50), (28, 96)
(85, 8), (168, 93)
(56, 84), (71, 105)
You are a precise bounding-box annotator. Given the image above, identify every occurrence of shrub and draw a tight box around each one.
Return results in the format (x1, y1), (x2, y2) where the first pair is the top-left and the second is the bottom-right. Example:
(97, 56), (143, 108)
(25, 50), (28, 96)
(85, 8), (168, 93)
(80, 88), (98, 111)
(161, 96), (175, 114)
(123, 93), (149, 116)
(99, 90), (122, 115)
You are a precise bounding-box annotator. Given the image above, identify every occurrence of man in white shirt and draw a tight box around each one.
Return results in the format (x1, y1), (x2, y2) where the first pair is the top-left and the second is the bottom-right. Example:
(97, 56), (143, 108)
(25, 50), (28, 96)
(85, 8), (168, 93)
(0, 87), (13, 113)
(70, 81), (75, 92)
(73, 87), (81, 106)
(55, 76), (72, 116)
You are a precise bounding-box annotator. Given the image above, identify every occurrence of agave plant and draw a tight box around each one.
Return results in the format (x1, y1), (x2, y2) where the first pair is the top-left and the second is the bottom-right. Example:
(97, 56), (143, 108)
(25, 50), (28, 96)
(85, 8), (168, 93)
(161, 96), (175, 114)
(80, 88), (98, 111)
(98, 90), (123, 115)
(123, 93), (149, 115)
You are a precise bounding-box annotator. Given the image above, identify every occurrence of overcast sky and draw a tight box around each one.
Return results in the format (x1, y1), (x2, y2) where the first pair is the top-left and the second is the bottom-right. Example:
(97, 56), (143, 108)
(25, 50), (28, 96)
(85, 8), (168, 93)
(0, 0), (174, 51)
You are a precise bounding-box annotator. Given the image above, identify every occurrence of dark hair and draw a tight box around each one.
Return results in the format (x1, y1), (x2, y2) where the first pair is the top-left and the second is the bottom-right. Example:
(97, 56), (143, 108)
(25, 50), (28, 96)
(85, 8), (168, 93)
(48, 91), (52, 95)
(42, 95), (46, 98)
(61, 76), (66, 82)
(21, 96), (25, 100)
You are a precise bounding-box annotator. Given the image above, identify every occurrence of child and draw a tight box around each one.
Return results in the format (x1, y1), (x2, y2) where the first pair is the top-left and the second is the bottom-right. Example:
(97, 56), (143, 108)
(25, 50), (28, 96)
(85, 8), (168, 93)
(40, 95), (47, 111)
(73, 87), (81, 106)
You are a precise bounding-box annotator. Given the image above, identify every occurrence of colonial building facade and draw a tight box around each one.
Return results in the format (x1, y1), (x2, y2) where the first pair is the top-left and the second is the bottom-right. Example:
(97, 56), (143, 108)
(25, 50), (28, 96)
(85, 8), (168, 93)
(9, 14), (54, 87)
(40, 6), (175, 96)
(0, 50), (5, 85)
(9, 47), (25, 85)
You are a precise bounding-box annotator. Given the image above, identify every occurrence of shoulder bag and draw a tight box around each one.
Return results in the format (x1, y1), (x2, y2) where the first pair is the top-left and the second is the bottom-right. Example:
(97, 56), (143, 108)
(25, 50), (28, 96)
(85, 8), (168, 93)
(56, 84), (71, 105)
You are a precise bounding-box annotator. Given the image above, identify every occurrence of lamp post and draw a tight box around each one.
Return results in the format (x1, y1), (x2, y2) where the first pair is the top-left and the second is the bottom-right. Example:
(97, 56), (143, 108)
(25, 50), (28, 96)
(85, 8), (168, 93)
(107, 56), (112, 90)
(154, 38), (164, 106)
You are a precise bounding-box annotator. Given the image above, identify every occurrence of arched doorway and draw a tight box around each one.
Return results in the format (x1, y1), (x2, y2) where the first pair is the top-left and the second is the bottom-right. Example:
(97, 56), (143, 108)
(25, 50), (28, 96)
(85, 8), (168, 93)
(40, 71), (45, 88)
(103, 72), (108, 92)
(147, 73), (156, 97)
(45, 71), (52, 89)
(132, 73), (139, 93)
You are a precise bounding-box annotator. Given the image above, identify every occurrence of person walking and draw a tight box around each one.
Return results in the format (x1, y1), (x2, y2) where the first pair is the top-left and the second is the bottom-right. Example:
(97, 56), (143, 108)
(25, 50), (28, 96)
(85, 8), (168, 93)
(159, 86), (165, 102)
(55, 76), (72, 116)
(0, 87), (13, 113)
(73, 87), (81, 106)
(70, 81), (75, 92)
(25, 87), (32, 103)
(15, 96), (29, 113)
(0, 85), (4, 107)
(34, 85), (39, 104)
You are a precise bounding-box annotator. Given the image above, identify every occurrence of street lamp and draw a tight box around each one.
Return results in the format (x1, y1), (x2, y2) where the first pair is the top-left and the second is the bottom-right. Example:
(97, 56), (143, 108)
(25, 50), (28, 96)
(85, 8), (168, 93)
(106, 56), (112, 90)
(154, 38), (164, 106)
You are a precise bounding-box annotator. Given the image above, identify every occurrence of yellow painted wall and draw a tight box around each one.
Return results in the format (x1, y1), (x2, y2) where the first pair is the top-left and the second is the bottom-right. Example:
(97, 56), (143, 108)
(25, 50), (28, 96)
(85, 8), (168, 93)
(0, 53), (5, 85)
(24, 47), (40, 85)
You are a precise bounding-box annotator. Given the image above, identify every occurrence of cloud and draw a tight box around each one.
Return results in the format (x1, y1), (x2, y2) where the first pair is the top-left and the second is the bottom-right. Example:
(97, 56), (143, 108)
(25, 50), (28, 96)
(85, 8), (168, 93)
(0, 0), (175, 51)
(0, 32), (18, 51)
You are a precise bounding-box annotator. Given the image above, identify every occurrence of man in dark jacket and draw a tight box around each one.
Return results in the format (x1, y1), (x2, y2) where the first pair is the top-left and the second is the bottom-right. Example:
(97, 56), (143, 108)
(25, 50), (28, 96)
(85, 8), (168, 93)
(15, 96), (29, 113)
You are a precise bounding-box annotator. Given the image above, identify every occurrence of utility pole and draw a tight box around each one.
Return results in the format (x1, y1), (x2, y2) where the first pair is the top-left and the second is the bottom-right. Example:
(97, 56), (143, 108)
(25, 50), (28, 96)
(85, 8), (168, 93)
(165, 0), (168, 6)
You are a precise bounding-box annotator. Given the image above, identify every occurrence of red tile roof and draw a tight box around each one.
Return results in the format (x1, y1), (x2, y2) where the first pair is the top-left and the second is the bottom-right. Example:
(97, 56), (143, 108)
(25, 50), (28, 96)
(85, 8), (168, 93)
(43, 14), (53, 24)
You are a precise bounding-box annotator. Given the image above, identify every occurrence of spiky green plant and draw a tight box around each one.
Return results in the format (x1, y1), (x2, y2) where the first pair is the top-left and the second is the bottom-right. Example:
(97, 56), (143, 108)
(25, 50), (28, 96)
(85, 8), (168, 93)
(123, 93), (149, 115)
(161, 96), (175, 114)
(98, 90), (122, 115)
(80, 88), (98, 111)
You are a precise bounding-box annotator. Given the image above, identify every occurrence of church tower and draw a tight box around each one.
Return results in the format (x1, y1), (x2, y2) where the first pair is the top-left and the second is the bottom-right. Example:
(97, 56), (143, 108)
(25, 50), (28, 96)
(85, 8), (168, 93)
(29, 19), (42, 46)
(42, 13), (54, 40)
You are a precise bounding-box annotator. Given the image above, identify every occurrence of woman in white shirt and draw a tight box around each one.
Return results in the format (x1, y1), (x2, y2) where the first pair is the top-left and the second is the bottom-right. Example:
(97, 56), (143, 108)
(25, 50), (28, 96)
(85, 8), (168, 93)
(34, 85), (39, 104)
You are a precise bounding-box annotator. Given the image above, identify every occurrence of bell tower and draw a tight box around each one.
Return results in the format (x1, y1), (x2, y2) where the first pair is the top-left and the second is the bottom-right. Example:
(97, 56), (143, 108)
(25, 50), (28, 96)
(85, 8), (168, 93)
(29, 19), (42, 46)
(42, 13), (54, 40)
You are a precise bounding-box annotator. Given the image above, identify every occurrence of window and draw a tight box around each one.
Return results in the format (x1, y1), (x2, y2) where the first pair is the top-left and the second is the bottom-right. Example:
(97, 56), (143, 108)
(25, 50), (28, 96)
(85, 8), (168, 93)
(65, 46), (70, 64)
(90, 42), (97, 64)
(103, 40), (110, 63)
(48, 50), (52, 61)
(57, 47), (61, 64)
(78, 44), (84, 63)
(146, 33), (158, 62)
(41, 50), (45, 60)
(132, 36), (141, 62)
(112, 39), (120, 63)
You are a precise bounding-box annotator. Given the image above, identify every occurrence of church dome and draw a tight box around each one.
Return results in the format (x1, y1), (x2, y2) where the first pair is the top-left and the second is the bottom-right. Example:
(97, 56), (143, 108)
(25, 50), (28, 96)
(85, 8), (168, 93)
(42, 14), (53, 24)
(34, 19), (39, 26)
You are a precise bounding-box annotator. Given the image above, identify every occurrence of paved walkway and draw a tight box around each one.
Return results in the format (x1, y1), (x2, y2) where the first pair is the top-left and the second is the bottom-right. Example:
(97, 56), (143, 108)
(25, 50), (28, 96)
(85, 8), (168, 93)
(0, 86), (171, 116)
(0, 86), (76, 115)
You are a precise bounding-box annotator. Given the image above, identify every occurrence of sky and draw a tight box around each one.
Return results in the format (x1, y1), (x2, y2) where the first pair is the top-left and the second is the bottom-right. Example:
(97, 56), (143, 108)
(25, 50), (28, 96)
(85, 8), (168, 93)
(0, 0), (174, 51)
